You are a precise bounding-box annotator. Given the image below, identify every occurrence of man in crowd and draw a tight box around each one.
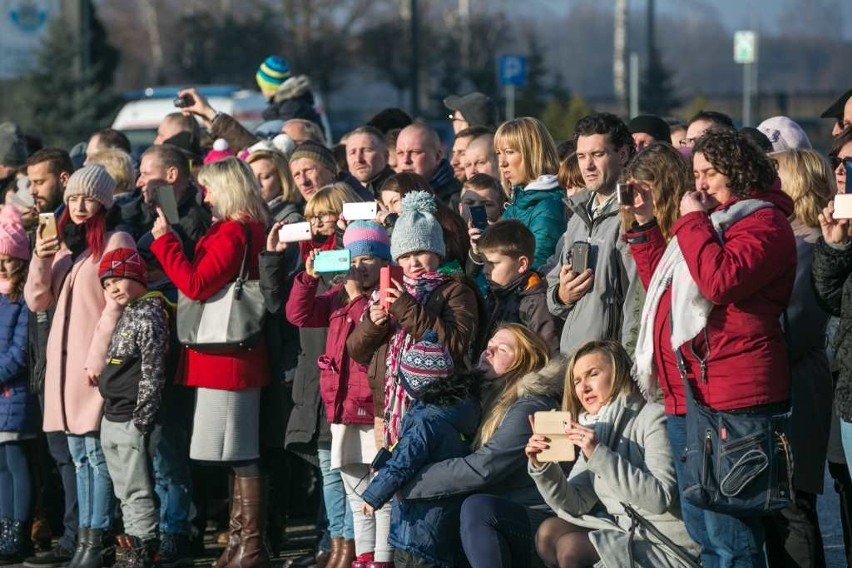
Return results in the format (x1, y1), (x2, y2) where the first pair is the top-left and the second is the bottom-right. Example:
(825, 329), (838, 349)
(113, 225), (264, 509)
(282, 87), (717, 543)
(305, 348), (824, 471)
(345, 126), (394, 199)
(85, 128), (132, 162)
(628, 115), (671, 151)
(0, 122), (27, 197)
(395, 123), (461, 208)
(449, 126), (492, 183)
(463, 131), (499, 180)
(547, 112), (641, 357)
(681, 109), (735, 148)
(443, 92), (498, 133)
(822, 88), (852, 137)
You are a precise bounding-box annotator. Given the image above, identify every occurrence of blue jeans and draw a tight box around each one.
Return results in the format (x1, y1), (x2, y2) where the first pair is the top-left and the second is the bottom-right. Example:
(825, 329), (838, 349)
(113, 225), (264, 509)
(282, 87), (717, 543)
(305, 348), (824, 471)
(667, 414), (766, 568)
(68, 434), (115, 530)
(153, 385), (194, 535)
(841, 419), (852, 480)
(317, 445), (353, 539)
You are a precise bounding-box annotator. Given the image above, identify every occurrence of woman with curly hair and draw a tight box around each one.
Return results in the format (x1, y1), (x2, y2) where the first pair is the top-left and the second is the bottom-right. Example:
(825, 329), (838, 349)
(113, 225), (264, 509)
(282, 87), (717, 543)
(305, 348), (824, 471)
(623, 129), (797, 567)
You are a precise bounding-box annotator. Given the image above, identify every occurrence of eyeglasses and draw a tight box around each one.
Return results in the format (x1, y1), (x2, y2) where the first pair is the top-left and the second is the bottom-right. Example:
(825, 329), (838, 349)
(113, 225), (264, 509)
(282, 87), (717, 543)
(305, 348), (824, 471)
(679, 137), (697, 147)
(830, 155), (852, 170)
(308, 212), (336, 224)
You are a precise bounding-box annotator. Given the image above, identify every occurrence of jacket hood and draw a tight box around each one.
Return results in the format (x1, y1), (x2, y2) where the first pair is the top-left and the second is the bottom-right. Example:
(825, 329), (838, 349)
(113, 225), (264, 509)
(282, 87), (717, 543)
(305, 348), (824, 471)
(421, 397), (481, 439)
(523, 174), (560, 191)
(722, 177), (794, 218)
(273, 75), (313, 103)
(564, 189), (592, 209)
(517, 357), (566, 400)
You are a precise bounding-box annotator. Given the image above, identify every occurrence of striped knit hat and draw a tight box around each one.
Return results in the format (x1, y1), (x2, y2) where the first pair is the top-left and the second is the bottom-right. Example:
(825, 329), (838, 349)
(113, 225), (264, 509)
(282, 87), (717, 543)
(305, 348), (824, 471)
(343, 220), (390, 261)
(399, 331), (454, 398)
(256, 56), (290, 92)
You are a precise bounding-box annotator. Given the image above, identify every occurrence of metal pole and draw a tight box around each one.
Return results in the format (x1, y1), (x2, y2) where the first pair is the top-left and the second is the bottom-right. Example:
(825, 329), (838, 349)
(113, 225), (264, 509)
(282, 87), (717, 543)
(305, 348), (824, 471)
(629, 52), (639, 118)
(410, 0), (420, 117)
(505, 85), (515, 121)
(742, 62), (751, 127)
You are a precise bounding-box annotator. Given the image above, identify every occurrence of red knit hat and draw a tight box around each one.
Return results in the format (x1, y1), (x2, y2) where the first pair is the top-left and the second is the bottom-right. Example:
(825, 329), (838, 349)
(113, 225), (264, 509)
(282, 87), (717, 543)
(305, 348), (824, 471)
(98, 248), (148, 287)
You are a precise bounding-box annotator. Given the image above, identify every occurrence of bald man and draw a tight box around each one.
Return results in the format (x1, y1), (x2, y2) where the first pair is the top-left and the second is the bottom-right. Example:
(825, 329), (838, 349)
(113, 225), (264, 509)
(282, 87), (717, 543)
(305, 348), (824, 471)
(395, 123), (461, 208)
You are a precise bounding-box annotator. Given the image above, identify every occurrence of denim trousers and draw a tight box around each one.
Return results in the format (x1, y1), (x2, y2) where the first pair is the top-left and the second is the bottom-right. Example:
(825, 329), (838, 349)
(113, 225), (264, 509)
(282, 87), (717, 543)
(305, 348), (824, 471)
(67, 433), (115, 530)
(317, 445), (354, 540)
(46, 430), (78, 549)
(153, 385), (194, 535)
(841, 419), (852, 480)
(667, 414), (767, 568)
(0, 442), (32, 521)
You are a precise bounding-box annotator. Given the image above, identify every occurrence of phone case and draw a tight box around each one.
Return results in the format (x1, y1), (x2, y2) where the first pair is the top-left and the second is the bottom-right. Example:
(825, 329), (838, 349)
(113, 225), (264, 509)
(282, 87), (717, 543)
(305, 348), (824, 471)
(342, 201), (378, 221)
(155, 185), (180, 224)
(278, 222), (312, 243)
(467, 205), (489, 231)
(313, 250), (351, 273)
(570, 241), (591, 274)
(616, 182), (634, 205)
(533, 411), (576, 462)
(38, 213), (58, 242)
(835, 194), (852, 219)
(380, 266), (404, 309)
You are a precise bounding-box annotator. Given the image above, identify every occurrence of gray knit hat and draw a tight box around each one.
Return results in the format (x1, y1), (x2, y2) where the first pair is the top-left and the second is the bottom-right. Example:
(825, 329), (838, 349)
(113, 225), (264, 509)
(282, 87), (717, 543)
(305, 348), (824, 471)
(64, 164), (116, 209)
(390, 191), (445, 260)
(288, 140), (337, 175)
(0, 122), (27, 168)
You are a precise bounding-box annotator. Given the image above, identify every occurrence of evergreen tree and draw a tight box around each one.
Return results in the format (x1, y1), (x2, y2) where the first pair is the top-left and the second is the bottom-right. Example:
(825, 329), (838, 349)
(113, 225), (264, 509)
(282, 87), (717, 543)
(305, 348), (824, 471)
(515, 33), (548, 118)
(640, 47), (680, 116)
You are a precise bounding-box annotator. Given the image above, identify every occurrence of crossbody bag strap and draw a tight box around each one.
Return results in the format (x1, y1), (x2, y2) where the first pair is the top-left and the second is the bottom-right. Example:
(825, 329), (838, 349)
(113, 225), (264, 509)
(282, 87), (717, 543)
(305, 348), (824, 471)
(233, 223), (251, 299)
(621, 502), (702, 568)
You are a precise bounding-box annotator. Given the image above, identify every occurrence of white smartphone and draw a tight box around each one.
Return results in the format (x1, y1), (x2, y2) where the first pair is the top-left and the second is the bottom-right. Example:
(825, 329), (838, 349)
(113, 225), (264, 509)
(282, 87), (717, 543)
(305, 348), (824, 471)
(834, 194), (852, 220)
(342, 201), (378, 221)
(278, 222), (312, 243)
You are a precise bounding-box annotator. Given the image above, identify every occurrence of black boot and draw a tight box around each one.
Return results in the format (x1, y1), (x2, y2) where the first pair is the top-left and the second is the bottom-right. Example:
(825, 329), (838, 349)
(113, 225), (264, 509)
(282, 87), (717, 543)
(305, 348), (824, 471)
(76, 528), (106, 568)
(0, 519), (31, 564)
(65, 527), (89, 568)
(0, 520), (11, 557)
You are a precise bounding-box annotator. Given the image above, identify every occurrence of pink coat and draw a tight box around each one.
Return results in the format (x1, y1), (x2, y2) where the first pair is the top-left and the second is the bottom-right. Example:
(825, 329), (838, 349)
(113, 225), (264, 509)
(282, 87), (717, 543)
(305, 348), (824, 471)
(25, 231), (136, 434)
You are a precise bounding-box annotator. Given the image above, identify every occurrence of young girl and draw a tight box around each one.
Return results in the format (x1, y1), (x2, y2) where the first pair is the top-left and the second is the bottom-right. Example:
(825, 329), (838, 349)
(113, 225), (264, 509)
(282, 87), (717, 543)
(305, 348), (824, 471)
(0, 206), (37, 563)
(348, 191), (482, 448)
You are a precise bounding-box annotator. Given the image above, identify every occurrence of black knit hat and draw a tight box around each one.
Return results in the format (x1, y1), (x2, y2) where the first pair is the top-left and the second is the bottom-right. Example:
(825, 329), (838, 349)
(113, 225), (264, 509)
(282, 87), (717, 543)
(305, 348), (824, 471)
(628, 115), (671, 143)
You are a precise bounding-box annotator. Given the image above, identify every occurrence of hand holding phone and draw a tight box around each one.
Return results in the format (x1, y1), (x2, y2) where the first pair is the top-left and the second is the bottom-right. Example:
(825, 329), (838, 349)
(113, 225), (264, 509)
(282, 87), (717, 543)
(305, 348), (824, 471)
(342, 201), (378, 222)
(313, 250), (351, 273)
(278, 222), (312, 243)
(569, 241), (591, 275)
(380, 266), (404, 310)
(36, 213), (61, 257)
(151, 183), (180, 224)
(532, 411), (576, 462)
(616, 182), (635, 206)
(466, 204), (489, 231)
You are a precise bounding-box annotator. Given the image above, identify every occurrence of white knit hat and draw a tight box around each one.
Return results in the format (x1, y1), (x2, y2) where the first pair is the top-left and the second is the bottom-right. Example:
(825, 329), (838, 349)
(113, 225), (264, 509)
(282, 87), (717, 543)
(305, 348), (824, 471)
(64, 164), (116, 209)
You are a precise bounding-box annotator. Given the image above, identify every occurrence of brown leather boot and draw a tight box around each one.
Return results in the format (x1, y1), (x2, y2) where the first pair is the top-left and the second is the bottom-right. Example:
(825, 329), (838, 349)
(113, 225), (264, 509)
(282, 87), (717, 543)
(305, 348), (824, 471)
(231, 476), (270, 568)
(332, 540), (355, 568)
(324, 537), (344, 568)
(212, 474), (242, 568)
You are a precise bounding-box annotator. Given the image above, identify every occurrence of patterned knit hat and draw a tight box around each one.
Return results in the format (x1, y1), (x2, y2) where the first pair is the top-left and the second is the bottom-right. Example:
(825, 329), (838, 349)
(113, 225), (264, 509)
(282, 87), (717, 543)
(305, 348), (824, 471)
(98, 247), (148, 287)
(289, 141), (337, 175)
(256, 55), (291, 93)
(390, 191), (445, 261)
(0, 205), (30, 261)
(64, 164), (115, 210)
(343, 220), (391, 261)
(399, 330), (454, 398)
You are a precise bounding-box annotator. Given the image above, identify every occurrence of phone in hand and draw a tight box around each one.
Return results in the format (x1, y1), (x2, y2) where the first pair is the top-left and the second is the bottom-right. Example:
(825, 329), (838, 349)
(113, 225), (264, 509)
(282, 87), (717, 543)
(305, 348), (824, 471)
(380, 265), (404, 309)
(466, 204), (489, 231)
(313, 250), (351, 273)
(533, 411), (576, 462)
(38, 212), (59, 242)
(616, 182), (635, 206)
(278, 222), (312, 243)
(845, 162), (852, 194)
(342, 201), (378, 221)
(569, 241), (591, 274)
(173, 94), (193, 108)
(151, 182), (180, 224)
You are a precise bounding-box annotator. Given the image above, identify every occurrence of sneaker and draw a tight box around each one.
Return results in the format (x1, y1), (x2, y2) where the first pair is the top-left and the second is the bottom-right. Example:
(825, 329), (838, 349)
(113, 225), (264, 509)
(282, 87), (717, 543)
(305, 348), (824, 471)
(158, 533), (193, 568)
(23, 542), (76, 568)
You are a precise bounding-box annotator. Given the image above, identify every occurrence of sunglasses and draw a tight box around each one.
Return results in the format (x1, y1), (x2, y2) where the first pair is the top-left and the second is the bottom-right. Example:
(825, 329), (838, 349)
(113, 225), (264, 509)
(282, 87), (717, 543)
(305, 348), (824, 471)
(830, 155), (852, 170)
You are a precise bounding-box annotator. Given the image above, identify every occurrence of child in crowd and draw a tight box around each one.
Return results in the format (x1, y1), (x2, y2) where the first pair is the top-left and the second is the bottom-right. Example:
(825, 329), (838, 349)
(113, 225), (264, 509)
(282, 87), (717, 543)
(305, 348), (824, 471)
(477, 219), (560, 355)
(97, 248), (170, 568)
(286, 221), (394, 568)
(460, 173), (504, 295)
(0, 206), (37, 564)
(348, 191), (482, 448)
(361, 331), (481, 568)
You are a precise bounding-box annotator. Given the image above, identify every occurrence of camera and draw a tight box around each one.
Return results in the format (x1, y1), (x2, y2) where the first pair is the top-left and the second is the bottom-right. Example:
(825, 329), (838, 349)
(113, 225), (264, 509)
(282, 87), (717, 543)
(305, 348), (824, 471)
(173, 94), (193, 108)
(616, 182), (635, 205)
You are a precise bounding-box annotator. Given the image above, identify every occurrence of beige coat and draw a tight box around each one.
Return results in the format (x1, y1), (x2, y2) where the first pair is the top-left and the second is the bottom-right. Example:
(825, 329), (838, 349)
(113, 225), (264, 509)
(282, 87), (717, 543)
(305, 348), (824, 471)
(25, 231), (135, 434)
(529, 392), (699, 568)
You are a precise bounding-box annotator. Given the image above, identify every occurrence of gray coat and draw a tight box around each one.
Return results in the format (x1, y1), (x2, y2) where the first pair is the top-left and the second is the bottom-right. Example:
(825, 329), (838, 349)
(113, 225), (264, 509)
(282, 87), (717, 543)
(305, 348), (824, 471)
(529, 392), (699, 568)
(546, 191), (642, 357)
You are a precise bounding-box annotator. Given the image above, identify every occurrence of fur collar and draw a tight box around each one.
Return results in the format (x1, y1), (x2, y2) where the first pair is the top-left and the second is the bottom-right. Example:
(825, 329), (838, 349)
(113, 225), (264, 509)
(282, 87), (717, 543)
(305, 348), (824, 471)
(273, 75), (313, 103)
(516, 357), (566, 400)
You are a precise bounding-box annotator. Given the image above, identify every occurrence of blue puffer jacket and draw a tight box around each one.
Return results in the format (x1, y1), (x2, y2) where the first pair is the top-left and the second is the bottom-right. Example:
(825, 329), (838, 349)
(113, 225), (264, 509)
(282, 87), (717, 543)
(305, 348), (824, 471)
(502, 175), (566, 270)
(361, 397), (481, 568)
(0, 296), (36, 433)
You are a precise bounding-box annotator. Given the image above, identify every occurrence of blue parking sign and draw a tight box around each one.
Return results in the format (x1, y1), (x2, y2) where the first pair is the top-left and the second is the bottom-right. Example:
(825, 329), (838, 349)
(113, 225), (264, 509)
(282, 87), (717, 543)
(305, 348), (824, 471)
(499, 55), (527, 87)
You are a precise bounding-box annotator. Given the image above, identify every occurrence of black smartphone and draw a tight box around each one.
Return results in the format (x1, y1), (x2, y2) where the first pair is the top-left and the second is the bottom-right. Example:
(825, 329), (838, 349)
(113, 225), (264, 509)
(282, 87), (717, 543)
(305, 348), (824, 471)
(845, 162), (852, 194)
(466, 204), (489, 231)
(616, 182), (635, 206)
(570, 241), (591, 274)
(371, 447), (392, 470)
(173, 94), (193, 108)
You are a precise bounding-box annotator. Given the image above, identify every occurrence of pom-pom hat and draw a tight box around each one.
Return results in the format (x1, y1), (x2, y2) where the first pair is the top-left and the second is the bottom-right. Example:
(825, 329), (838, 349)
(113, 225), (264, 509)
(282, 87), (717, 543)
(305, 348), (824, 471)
(0, 205), (30, 261)
(390, 191), (445, 261)
(399, 330), (454, 398)
(203, 138), (235, 165)
(256, 55), (290, 92)
(343, 220), (391, 261)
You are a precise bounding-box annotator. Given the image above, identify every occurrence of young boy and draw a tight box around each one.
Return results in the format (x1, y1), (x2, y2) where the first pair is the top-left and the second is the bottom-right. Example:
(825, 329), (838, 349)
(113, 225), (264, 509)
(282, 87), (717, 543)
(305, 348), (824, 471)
(97, 248), (170, 568)
(477, 219), (561, 354)
(460, 173), (505, 296)
(360, 331), (481, 568)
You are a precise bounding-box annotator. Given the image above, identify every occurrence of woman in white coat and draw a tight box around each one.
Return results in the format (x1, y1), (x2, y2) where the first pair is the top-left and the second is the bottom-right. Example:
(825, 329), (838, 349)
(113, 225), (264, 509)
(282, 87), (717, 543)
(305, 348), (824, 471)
(526, 340), (698, 568)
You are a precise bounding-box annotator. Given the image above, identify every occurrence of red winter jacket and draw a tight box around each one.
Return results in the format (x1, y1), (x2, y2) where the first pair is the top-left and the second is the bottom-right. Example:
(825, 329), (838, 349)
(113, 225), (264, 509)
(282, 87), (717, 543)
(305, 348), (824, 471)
(285, 271), (374, 425)
(626, 187), (796, 415)
(151, 219), (270, 391)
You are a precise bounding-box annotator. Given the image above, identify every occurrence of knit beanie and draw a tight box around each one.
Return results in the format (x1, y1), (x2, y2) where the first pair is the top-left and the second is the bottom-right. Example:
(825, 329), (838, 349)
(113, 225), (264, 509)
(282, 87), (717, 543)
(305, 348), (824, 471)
(256, 55), (291, 92)
(628, 114), (671, 143)
(399, 330), (454, 398)
(390, 191), (445, 261)
(0, 122), (27, 168)
(204, 138), (235, 165)
(343, 220), (391, 261)
(289, 140), (337, 175)
(98, 247), (147, 287)
(64, 164), (116, 210)
(757, 116), (812, 153)
(0, 205), (30, 261)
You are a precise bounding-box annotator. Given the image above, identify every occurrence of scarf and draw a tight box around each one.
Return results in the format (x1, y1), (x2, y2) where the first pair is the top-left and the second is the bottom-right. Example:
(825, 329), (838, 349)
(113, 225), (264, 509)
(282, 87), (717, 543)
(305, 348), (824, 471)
(299, 232), (337, 263)
(633, 199), (773, 399)
(371, 271), (452, 446)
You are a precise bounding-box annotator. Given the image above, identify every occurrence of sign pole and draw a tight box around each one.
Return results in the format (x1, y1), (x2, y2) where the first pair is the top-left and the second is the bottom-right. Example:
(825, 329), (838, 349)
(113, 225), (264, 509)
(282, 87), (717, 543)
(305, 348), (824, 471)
(742, 62), (751, 127)
(506, 85), (515, 121)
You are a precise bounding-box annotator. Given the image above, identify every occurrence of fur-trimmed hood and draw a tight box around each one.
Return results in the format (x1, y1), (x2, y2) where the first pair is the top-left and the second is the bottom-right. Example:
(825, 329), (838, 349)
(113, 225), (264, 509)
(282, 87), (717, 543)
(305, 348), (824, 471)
(516, 356), (566, 400)
(272, 75), (313, 103)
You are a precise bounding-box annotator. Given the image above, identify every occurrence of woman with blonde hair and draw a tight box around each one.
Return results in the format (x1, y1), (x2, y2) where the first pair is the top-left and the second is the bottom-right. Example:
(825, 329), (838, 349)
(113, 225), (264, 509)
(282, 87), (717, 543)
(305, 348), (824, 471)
(764, 148), (834, 566)
(495, 117), (566, 269)
(399, 323), (564, 567)
(527, 340), (697, 568)
(245, 149), (304, 224)
(150, 157), (271, 568)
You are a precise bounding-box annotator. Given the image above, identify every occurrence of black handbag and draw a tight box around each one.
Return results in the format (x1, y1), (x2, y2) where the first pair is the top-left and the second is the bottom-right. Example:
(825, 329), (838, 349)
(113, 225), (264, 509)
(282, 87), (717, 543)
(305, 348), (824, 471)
(176, 224), (266, 353)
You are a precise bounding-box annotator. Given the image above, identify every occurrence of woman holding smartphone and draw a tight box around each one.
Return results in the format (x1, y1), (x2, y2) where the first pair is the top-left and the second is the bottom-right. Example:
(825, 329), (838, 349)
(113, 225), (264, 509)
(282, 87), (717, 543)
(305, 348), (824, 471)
(527, 340), (696, 568)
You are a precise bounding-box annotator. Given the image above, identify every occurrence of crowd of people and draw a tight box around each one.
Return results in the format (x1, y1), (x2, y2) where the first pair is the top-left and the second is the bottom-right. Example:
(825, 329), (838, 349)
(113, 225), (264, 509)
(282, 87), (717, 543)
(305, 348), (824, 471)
(0, 53), (849, 568)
